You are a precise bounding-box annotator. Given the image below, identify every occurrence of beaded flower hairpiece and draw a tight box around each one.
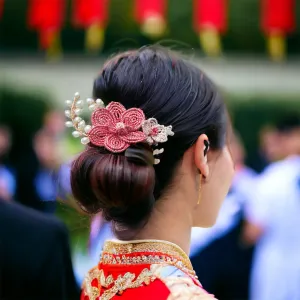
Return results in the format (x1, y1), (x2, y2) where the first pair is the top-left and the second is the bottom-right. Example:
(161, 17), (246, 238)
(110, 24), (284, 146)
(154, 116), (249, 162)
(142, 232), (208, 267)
(65, 93), (174, 164)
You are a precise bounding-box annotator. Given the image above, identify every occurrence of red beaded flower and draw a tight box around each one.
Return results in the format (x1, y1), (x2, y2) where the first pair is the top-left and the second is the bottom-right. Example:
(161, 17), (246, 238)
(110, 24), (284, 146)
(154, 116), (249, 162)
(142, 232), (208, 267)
(88, 102), (147, 152)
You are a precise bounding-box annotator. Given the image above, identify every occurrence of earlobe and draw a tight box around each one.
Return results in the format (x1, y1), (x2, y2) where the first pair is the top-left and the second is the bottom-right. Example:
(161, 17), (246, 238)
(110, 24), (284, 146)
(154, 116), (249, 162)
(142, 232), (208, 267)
(194, 134), (210, 178)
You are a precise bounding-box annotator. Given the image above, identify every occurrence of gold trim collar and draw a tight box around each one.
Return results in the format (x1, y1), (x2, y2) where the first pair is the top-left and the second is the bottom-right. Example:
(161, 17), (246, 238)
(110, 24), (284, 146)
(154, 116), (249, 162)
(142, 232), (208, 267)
(102, 239), (194, 275)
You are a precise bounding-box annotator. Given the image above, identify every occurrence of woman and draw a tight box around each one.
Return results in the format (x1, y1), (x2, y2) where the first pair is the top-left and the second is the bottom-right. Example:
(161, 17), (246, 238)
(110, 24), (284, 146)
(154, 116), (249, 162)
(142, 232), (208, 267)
(67, 47), (234, 299)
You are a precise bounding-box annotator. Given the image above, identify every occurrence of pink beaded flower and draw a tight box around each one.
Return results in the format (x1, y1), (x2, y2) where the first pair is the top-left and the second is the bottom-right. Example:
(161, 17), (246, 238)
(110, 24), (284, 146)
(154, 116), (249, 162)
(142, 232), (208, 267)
(142, 118), (174, 145)
(88, 102), (147, 152)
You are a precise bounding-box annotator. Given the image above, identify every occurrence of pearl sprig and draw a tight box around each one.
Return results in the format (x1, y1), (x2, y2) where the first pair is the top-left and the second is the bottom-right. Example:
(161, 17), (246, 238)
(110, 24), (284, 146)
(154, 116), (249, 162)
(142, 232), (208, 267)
(65, 92), (105, 145)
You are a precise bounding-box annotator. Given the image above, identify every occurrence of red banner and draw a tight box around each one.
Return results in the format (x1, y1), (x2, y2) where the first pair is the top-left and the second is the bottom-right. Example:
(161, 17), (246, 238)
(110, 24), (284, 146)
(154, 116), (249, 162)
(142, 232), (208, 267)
(135, 0), (166, 24)
(194, 0), (227, 33)
(72, 0), (109, 28)
(261, 0), (295, 34)
(0, 0), (4, 20)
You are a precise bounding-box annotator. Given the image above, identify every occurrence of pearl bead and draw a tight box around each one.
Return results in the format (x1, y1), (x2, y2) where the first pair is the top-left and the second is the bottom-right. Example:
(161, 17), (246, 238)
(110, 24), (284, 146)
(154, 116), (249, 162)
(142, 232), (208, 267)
(153, 148), (164, 155)
(65, 121), (73, 127)
(81, 137), (90, 145)
(76, 100), (83, 108)
(96, 98), (104, 106)
(89, 104), (96, 111)
(74, 92), (80, 99)
(154, 158), (160, 165)
(72, 131), (81, 138)
(86, 98), (94, 105)
(74, 108), (82, 115)
(65, 110), (71, 118)
(84, 125), (92, 133)
(78, 120), (85, 129)
(74, 117), (82, 123)
(65, 100), (72, 106)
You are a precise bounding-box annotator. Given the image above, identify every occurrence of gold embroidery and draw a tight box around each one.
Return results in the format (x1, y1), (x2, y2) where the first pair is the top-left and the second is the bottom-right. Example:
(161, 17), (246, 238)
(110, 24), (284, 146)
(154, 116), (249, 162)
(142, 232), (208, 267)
(83, 264), (208, 300)
(83, 241), (206, 299)
(100, 267), (156, 300)
(102, 240), (197, 280)
(100, 270), (114, 287)
(83, 267), (101, 300)
(161, 277), (217, 300)
(104, 240), (192, 269)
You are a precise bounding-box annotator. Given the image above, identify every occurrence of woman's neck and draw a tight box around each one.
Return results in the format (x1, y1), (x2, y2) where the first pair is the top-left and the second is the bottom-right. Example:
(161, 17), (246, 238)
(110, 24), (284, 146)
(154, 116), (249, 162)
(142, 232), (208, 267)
(132, 194), (193, 255)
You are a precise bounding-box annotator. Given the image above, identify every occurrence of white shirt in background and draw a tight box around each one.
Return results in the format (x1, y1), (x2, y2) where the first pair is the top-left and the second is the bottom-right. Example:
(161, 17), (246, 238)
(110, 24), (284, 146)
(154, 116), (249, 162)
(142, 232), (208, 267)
(246, 156), (300, 300)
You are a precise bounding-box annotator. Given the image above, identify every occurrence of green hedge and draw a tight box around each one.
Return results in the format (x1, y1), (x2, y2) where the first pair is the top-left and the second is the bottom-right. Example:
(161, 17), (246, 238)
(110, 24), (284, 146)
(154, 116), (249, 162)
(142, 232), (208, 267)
(1, 0), (300, 54)
(0, 85), (52, 161)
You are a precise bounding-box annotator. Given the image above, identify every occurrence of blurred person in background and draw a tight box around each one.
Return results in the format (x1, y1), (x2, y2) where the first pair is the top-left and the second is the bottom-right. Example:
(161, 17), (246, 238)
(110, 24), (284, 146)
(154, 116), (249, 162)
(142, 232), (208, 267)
(44, 110), (65, 136)
(244, 114), (300, 300)
(190, 132), (256, 300)
(33, 129), (62, 213)
(44, 110), (70, 160)
(259, 125), (285, 167)
(0, 198), (80, 300)
(16, 128), (62, 213)
(0, 125), (16, 201)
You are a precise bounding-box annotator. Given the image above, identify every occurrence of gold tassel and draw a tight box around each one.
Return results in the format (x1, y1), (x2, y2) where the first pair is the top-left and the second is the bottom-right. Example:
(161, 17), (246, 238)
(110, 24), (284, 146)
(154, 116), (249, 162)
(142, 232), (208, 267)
(141, 16), (166, 39)
(199, 27), (222, 57)
(85, 24), (105, 54)
(45, 31), (63, 62)
(267, 31), (286, 62)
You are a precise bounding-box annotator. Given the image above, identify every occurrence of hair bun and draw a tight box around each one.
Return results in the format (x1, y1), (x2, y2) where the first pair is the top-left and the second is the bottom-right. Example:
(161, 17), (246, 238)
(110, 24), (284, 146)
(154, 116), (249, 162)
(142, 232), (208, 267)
(125, 144), (154, 166)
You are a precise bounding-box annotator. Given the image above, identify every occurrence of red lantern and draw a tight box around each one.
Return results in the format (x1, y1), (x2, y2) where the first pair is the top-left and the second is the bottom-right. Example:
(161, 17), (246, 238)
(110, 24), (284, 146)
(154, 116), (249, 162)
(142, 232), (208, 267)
(28, 0), (65, 50)
(135, 0), (166, 24)
(261, 0), (295, 35)
(193, 0), (227, 57)
(72, 0), (109, 52)
(135, 0), (167, 38)
(193, 0), (227, 33)
(261, 0), (295, 61)
(0, 0), (4, 20)
(72, 0), (109, 28)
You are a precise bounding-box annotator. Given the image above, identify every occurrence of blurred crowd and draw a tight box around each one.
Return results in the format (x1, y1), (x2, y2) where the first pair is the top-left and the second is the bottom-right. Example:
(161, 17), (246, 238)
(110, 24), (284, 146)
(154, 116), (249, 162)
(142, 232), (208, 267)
(0, 111), (66, 210)
(1, 108), (300, 300)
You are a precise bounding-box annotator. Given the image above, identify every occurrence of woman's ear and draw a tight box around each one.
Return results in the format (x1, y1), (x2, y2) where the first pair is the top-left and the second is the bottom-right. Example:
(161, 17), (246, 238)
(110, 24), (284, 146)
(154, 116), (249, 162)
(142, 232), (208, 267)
(194, 134), (210, 178)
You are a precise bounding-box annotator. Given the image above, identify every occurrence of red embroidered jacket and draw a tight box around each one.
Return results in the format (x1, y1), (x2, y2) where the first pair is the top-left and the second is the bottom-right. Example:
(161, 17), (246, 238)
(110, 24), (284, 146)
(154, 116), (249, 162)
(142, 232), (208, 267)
(81, 240), (216, 300)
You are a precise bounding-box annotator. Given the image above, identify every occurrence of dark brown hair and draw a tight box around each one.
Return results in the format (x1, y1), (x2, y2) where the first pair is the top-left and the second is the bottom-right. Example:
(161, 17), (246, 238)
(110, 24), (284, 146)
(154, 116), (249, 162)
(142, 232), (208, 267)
(71, 46), (227, 234)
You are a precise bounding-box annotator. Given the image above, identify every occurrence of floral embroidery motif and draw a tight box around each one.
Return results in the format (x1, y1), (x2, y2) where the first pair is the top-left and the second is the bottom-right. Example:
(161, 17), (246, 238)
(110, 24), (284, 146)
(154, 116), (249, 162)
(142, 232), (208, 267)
(84, 267), (156, 300)
(83, 264), (210, 300)
(142, 118), (174, 145)
(89, 102), (146, 152)
(102, 268), (155, 299)
(82, 267), (101, 300)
